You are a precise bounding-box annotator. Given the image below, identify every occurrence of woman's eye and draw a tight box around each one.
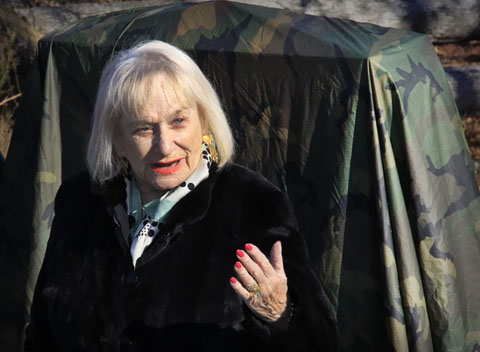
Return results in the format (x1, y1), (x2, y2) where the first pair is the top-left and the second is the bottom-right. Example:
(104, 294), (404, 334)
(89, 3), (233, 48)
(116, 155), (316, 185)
(173, 117), (185, 125)
(134, 127), (151, 135)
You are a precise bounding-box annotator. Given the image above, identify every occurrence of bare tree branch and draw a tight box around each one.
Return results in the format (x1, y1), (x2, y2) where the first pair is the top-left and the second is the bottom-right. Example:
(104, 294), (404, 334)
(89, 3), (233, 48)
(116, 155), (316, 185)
(0, 93), (22, 107)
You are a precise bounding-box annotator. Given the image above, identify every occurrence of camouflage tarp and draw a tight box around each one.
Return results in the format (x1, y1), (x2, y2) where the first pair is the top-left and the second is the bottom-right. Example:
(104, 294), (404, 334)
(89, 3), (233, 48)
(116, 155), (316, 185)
(1, 1), (479, 351)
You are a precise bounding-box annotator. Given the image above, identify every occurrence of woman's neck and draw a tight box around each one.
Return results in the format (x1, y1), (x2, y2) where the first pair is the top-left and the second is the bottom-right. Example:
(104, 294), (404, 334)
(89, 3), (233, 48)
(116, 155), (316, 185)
(139, 188), (168, 205)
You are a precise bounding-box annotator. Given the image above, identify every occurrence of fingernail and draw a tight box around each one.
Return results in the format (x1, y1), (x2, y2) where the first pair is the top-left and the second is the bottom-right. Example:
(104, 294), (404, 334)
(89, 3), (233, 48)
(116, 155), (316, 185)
(245, 243), (253, 251)
(236, 249), (245, 258)
(230, 277), (237, 284)
(235, 261), (242, 269)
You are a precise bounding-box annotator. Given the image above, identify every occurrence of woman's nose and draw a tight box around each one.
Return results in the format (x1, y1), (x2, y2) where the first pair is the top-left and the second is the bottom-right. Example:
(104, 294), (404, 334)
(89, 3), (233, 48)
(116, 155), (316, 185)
(153, 128), (174, 156)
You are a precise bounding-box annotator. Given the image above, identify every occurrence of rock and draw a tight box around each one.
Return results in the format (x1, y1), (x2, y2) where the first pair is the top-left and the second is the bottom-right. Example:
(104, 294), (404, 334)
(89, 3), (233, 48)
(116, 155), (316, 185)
(14, 1), (172, 35)
(13, 0), (480, 42)
(303, 0), (480, 43)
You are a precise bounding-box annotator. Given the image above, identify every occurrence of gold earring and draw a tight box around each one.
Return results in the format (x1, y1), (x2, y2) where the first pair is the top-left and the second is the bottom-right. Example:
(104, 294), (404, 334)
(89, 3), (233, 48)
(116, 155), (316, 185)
(202, 134), (219, 164)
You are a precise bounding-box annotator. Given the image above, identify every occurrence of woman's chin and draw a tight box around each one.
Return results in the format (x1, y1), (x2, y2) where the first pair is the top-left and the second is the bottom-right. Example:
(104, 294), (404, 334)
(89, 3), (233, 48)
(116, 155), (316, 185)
(150, 179), (181, 192)
(149, 172), (188, 192)
(136, 159), (199, 197)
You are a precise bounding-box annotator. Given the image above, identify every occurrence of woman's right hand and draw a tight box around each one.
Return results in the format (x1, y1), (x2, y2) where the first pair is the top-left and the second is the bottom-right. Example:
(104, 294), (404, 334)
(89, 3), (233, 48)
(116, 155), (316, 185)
(229, 241), (289, 324)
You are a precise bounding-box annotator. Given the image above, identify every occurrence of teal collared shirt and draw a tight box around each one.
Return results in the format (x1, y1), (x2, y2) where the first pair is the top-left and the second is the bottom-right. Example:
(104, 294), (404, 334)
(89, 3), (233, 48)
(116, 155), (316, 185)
(128, 177), (175, 240)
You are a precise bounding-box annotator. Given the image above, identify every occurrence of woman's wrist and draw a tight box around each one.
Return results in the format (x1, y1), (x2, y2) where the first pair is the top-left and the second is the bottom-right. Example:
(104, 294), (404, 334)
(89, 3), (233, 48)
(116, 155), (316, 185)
(268, 293), (295, 331)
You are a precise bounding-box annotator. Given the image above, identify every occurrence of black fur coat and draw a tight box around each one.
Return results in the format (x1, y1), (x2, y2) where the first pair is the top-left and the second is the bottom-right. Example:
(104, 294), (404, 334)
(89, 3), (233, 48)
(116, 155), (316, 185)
(25, 163), (337, 351)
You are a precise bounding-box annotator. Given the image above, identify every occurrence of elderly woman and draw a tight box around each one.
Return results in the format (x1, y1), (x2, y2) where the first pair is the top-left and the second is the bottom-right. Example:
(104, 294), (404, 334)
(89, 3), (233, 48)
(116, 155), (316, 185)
(25, 41), (336, 351)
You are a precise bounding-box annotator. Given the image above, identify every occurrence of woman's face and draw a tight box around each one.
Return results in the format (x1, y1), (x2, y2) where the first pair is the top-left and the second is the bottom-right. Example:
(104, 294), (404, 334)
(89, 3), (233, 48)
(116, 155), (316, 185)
(116, 80), (205, 203)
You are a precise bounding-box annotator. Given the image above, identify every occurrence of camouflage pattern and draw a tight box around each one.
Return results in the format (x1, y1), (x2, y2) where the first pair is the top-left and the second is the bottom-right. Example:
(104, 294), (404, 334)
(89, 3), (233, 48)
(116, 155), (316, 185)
(1, 1), (479, 351)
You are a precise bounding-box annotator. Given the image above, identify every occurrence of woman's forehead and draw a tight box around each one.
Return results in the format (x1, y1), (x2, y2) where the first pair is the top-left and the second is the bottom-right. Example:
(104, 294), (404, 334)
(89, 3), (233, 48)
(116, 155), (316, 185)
(123, 73), (194, 121)
(148, 77), (190, 109)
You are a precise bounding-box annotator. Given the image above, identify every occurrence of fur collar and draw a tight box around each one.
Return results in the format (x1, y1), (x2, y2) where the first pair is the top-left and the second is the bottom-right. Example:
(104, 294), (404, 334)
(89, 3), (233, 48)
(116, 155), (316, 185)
(90, 163), (221, 268)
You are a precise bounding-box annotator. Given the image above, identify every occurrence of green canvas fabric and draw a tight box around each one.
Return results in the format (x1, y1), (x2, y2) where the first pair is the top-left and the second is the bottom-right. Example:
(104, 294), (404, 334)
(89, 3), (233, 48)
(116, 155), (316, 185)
(1, 1), (479, 351)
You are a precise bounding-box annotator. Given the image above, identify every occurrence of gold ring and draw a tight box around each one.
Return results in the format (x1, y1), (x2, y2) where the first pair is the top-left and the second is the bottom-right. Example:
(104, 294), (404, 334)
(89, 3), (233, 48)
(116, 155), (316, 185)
(247, 282), (261, 297)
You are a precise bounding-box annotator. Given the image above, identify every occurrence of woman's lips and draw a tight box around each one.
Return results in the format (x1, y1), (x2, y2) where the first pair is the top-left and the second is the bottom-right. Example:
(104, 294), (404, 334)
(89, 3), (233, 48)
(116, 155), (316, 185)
(151, 158), (183, 174)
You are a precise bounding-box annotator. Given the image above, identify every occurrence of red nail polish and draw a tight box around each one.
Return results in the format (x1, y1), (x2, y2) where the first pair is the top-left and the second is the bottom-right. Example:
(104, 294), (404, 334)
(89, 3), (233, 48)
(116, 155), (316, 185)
(235, 261), (242, 269)
(236, 250), (245, 258)
(245, 243), (253, 251)
(230, 277), (237, 284)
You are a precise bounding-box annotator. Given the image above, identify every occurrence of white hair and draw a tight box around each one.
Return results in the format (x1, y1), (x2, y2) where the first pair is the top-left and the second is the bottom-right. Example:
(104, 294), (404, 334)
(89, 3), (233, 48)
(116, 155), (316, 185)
(87, 40), (234, 183)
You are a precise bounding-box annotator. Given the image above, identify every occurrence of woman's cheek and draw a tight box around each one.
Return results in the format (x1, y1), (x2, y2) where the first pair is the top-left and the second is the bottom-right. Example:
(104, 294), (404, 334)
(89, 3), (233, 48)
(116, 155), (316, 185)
(132, 139), (151, 157)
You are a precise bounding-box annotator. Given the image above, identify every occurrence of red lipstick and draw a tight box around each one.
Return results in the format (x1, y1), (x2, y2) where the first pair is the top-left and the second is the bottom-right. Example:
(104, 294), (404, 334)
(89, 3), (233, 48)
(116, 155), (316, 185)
(151, 158), (183, 174)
